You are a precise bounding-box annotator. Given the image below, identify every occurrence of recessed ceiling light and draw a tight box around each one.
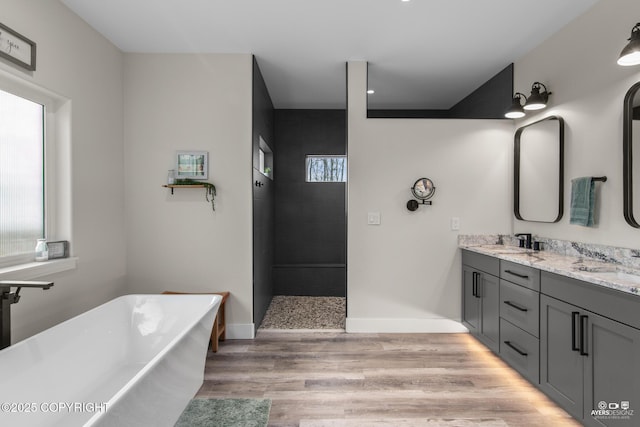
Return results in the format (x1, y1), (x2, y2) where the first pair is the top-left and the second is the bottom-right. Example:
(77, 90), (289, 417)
(367, 89), (375, 94)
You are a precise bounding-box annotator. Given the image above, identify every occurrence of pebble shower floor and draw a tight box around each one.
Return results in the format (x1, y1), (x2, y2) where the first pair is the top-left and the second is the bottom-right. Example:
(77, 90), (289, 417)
(259, 296), (346, 330)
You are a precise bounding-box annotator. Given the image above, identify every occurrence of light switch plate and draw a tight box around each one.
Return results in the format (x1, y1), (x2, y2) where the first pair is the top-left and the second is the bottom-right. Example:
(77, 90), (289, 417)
(368, 212), (381, 225)
(451, 217), (460, 230)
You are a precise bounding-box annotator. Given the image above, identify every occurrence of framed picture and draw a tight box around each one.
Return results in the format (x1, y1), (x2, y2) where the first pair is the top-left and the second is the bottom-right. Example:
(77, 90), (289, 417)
(47, 241), (70, 259)
(176, 151), (208, 180)
(0, 23), (36, 71)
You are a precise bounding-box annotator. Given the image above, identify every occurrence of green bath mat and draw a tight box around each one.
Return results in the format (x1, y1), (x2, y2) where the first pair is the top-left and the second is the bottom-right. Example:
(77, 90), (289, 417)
(175, 398), (271, 427)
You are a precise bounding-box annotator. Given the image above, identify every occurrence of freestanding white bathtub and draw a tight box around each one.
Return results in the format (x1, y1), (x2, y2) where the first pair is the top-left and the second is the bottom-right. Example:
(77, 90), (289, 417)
(0, 294), (221, 427)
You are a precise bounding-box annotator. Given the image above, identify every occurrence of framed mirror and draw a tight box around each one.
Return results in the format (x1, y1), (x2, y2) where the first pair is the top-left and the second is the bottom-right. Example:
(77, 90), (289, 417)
(623, 82), (640, 228)
(514, 115), (564, 222)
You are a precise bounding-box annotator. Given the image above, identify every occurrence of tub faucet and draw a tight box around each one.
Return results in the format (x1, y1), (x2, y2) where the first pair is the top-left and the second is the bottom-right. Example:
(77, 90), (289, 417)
(0, 280), (54, 350)
(515, 233), (532, 249)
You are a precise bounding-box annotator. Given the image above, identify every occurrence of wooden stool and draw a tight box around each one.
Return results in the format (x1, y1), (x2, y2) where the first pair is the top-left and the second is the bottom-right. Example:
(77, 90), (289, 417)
(161, 291), (230, 352)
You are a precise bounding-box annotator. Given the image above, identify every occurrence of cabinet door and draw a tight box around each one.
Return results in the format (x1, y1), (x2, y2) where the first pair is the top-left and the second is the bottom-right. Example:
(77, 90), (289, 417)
(479, 272), (500, 353)
(462, 265), (480, 334)
(583, 311), (640, 427)
(540, 295), (584, 419)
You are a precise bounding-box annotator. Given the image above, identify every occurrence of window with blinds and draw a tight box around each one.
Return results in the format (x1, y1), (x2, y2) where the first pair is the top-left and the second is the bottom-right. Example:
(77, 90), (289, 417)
(0, 88), (45, 261)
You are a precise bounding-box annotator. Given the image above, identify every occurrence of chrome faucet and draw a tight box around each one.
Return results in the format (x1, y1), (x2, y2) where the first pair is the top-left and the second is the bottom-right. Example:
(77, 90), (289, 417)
(515, 233), (533, 249)
(0, 280), (54, 350)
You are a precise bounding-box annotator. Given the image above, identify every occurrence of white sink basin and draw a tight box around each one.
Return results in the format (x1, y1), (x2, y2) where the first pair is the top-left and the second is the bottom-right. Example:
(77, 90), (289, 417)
(485, 246), (528, 254)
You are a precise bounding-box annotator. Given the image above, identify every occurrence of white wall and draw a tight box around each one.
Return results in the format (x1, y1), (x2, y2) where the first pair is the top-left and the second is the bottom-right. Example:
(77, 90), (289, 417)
(2, 1), (126, 341)
(123, 54), (255, 338)
(513, 0), (640, 248)
(346, 62), (513, 332)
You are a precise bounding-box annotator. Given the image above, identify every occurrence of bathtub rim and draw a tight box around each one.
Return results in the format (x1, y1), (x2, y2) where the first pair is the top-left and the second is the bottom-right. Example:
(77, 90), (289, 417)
(83, 293), (222, 426)
(1, 293), (221, 354)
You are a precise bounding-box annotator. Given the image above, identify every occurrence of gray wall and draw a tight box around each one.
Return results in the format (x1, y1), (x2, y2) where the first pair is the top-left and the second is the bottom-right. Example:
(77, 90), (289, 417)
(273, 110), (347, 296)
(368, 64), (513, 119)
(252, 57), (275, 330)
(448, 64), (513, 118)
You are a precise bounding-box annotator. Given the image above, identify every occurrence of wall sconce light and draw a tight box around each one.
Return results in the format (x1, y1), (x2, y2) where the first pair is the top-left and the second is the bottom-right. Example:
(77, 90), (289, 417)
(505, 92), (527, 119)
(618, 23), (640, 66)
(524, 82), (552, 111)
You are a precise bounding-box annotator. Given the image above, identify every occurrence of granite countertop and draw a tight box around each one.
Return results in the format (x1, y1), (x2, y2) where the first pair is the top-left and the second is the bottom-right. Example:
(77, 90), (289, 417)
(460, 243), (640, 296)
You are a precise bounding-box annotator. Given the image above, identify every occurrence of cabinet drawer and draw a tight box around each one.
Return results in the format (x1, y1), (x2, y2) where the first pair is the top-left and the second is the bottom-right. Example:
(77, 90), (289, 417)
(462, 250), (499, 276)
(500, 280), (539, 337)
(500, 318), (540, 384)
(500, 260), (540, 291)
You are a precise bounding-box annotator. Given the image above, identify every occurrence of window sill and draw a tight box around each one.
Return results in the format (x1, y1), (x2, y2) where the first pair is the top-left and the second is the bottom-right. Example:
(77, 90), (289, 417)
(259, 170), (273, 181)
(0, 258), (78, 281)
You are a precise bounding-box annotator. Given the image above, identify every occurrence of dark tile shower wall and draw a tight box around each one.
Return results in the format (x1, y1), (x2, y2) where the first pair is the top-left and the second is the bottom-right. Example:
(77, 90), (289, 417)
(274, 110), (347, 297)
(252, 57), (275, 331)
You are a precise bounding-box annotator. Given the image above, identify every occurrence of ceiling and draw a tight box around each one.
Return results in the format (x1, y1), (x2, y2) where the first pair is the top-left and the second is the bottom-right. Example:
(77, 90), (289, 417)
(60, 0), (599, 110)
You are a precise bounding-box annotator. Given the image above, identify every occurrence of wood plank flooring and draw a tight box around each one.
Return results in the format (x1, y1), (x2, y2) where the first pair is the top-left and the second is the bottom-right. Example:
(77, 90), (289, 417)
(197, 332), (580, 427)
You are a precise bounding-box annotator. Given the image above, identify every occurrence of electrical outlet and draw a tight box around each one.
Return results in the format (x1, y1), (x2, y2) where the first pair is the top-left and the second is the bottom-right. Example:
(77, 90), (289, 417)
(451, 217), (460, 230)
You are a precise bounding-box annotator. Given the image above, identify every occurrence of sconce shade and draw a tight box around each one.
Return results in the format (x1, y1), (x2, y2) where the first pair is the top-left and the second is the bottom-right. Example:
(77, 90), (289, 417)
(523, 82), (550, 111)
(505, 93), (526, 119)
(618, 23), (640, 66)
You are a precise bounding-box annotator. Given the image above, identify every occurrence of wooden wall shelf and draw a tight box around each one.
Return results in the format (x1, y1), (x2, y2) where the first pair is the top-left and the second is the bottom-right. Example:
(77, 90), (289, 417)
(162, 184), (205, 194)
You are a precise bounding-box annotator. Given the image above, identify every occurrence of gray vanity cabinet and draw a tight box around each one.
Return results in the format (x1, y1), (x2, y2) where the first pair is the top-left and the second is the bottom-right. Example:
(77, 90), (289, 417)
(462, 251), (640, 426)
(540, 272), (640, 427)
(462, 251), (500, 353)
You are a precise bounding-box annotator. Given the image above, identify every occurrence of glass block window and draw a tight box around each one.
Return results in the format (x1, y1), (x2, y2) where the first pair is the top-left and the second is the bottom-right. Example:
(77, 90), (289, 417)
(305, 155), (347, 182)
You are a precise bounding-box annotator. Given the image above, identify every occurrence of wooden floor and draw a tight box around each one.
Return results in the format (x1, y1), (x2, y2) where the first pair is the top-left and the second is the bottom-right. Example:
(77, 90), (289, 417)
(197, 332), (580, 427)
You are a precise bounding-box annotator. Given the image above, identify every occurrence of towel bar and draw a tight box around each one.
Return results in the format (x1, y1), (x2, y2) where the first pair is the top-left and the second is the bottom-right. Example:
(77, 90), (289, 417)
(592, 176), (607, 182)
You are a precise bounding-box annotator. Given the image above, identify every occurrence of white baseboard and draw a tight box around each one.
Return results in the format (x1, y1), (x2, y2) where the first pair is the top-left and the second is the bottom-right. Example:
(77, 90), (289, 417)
(345, 317), (469, 333)
(227, 320), (468, 338)
(226, 323), (255, 339)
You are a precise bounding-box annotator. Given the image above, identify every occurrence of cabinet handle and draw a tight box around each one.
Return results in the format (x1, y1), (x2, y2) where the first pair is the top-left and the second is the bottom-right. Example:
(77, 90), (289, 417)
(504, 341), (528, 357)
(474, 272), (482, 298)
(571, 311), (580, 352)
(504, 269), (529, 279)
(503, 300), (528, 312)
(471, 272), (476, 297)
(580, 315), (589, 356)
(472, 272), (478, 297)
